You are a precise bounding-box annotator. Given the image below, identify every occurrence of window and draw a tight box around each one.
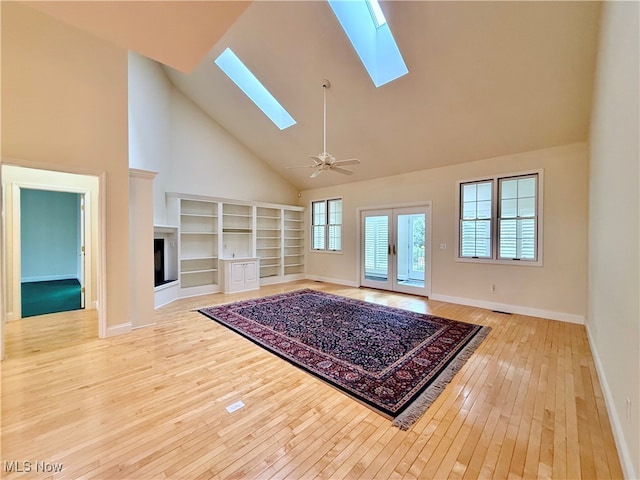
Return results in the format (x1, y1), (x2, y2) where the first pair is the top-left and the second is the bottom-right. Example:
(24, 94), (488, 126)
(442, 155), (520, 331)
(327, 0), (408, 87)
(214, 48), (296, 130)
(312, 198), (342, 251)
(458, 172), (541, 264)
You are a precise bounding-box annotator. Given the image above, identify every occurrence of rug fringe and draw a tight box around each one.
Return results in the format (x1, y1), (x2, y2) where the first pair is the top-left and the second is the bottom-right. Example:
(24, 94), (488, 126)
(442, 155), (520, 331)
(392, 326), (492, 430)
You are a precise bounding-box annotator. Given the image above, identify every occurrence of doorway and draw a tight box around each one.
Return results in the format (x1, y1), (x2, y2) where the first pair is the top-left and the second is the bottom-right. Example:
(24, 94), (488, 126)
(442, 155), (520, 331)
(360, 205), (431, 296)
(20, 188), (85, 317)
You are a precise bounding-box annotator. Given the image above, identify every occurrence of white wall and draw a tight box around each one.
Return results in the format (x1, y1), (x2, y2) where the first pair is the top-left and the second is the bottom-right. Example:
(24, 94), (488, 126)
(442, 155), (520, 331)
(128, 52), (300, 226)
(588, 1), (640, 477)
(128, 51), (173, 225)
(1, 2), (130, 331)
(301, 143), (589, 322)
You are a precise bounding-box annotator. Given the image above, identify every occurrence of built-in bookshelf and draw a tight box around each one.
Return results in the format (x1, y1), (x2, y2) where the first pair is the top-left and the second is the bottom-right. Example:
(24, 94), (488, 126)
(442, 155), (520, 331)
(178, 198), (219, 294)
(256, 206), (282, 279)
(283, 209), (305, 277)
(165, 193), (305, 300)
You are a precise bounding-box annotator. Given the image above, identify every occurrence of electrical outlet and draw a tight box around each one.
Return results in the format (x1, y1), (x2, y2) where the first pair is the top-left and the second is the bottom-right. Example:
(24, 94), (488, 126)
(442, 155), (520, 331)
(490, 284), (496, 294)
(439, 243), (447, 250)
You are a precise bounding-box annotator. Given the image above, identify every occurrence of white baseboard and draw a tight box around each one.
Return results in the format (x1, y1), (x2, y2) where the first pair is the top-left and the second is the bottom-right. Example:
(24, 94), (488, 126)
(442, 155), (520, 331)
(429, 293), (585, 324)
(585, 324), (637, 480)
(21, 274), (79, 283)
(305, 274), (359, 288)
(104, 322), (131, 337)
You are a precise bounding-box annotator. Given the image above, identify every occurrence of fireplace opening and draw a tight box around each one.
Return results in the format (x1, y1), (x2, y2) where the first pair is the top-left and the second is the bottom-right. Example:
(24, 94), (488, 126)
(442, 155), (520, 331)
(154, 238), (175, 287)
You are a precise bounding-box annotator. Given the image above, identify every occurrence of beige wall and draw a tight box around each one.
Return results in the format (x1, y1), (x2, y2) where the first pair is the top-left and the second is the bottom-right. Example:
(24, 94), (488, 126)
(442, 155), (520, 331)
(1, 2), (130, 330)
(301, 143), (589, 322)
(588, 1), (640, 477)
(128, 52), (299, 226)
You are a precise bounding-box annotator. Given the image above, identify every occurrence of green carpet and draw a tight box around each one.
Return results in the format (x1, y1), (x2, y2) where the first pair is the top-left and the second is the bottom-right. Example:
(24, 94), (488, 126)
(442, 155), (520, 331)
(21, 279), (82, 318)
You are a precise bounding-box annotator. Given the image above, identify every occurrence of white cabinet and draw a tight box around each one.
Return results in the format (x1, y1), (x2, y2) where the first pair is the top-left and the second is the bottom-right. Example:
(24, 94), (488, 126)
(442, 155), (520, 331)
(221, 258), (259, 293)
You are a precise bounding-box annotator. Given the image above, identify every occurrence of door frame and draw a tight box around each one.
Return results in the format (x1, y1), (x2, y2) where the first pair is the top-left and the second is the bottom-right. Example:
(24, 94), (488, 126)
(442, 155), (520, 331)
(1, 161), (107, 349)
(357, 201), (432, 297)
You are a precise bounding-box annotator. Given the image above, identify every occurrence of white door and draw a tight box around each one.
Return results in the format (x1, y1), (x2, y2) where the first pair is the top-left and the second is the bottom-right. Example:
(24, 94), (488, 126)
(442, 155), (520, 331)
(361, 205), (430, 296)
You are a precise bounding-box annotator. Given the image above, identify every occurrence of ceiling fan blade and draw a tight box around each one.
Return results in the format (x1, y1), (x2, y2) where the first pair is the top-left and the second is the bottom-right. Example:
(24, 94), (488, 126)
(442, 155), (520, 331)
(330, 166), (354, 175)
(333, 158), (360, 166)
(310, 169), (323, 178)
(308, 155), (324, 165)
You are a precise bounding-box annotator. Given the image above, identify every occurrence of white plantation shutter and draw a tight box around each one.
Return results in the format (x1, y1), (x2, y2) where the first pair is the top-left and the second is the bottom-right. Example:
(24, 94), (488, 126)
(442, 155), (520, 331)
(458, 172), (540, 263)
(460, 180), (492, 258)
(498, 175), (537, 260)
(364, 216), (388, 274)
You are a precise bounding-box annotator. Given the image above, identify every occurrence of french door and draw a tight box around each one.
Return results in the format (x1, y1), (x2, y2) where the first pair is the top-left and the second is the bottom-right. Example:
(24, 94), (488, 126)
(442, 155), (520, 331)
(360, 205), (431, 296)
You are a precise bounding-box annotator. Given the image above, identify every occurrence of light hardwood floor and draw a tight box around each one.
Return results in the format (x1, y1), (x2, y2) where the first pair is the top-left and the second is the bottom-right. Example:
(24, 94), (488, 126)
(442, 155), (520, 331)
(1, 281), (623, 479)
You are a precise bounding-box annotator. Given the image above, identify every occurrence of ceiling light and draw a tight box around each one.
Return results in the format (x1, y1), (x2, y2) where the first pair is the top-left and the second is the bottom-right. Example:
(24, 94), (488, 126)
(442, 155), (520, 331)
(214, 48), (296, 130)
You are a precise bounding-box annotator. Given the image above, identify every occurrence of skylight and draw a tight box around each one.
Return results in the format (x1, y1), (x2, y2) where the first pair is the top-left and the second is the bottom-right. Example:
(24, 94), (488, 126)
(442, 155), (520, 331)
(327, 0), (408, 88)
(214, 48), (296, 130)
(366, 0), (387, 28)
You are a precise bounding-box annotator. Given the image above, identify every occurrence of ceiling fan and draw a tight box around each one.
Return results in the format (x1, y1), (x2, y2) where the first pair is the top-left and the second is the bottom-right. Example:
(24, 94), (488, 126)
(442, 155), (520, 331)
(288, 79), (360, 178)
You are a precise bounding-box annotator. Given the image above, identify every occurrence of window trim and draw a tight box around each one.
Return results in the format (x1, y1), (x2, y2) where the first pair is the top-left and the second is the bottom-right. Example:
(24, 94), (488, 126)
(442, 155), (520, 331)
(310, 197), (343, 253)
(455, 169), (544, 267)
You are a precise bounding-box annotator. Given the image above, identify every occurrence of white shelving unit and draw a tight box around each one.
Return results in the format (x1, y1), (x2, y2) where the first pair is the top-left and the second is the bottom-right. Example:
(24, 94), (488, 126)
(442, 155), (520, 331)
(256, 206), (282, 280)
(222, 202), (254, 259)
(283, 208), (305, 278)
(165, 193), (305, 300)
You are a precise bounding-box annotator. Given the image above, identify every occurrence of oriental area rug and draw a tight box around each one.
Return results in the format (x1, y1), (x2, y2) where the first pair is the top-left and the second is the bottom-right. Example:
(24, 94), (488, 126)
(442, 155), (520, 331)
(198, 289), (491, 429)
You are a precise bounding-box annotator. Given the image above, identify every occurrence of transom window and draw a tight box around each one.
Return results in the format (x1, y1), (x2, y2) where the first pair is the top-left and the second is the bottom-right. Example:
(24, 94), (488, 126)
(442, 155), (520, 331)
(312, 198), (342, 252)
(458, 172), (541, 264)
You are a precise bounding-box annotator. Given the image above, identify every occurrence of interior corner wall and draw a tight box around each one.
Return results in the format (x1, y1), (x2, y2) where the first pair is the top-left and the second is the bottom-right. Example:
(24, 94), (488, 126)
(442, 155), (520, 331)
(1, 2), (130, 330)
(300, 143), (589, 321)
(127, 52), (299, 226)
(588, 1), (640, 477)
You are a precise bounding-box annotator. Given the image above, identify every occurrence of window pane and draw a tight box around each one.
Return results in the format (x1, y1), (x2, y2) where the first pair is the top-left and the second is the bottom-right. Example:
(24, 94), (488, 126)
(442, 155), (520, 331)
(518, 177), (536, 197)
(312, 225), (325, 249)
(462, 184), (477, 203)
(460, 219), (491, 258)
(518, 196), (536, 217)
(501, 198), (517, 218)
(328, 225), (341, 251)
(499, 218), (536, 260)
(501, 179), (518, 199)
(312, 201), (326, 225)
(328, 199), (342, 224)
(477, 182), (492, 201)
(462, 201), (477, 219)
(477, 200), (491, 219)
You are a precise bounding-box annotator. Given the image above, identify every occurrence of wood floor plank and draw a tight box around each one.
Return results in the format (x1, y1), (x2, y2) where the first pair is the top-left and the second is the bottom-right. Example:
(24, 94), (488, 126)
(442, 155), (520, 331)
(0, 280), (623, 479)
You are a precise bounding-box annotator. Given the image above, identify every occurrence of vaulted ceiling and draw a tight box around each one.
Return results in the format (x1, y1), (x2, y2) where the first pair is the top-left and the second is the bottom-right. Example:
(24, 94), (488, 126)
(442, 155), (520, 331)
(27, 1), (602, 191)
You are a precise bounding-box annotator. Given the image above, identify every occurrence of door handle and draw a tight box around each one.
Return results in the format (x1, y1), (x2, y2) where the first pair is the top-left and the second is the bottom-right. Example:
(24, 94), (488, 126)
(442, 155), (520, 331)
(393, 244), (397, 255)
(388, 244), (391, 255)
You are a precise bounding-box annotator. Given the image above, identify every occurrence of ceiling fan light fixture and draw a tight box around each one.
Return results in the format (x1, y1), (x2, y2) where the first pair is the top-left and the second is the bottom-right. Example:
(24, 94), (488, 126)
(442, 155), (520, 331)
(286, 79), (361, 178)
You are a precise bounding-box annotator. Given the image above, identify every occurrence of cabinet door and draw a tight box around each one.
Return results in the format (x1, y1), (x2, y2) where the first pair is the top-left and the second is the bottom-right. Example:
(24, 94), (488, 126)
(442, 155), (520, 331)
(230, 262), (246, 287)
(244, 261), (257, 283)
